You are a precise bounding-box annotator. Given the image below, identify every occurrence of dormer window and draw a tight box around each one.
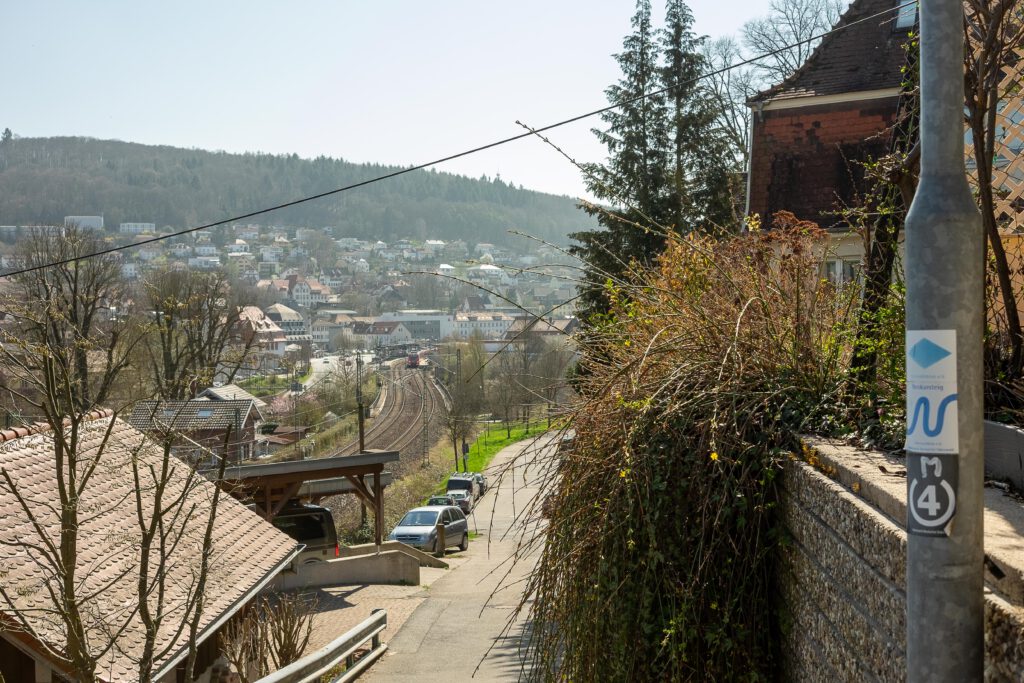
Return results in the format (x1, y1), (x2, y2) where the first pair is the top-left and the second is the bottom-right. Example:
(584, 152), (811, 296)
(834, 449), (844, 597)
(894, 0), (917, 30)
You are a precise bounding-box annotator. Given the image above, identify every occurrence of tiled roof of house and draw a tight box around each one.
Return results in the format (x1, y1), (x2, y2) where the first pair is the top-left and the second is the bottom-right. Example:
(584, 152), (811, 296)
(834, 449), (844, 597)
(0, 412), (300, 681)
(750, 0), (909, 103)
(265, 303), (304, 322)
(127, 399), (260, 433)
(198, 384), (268, 409)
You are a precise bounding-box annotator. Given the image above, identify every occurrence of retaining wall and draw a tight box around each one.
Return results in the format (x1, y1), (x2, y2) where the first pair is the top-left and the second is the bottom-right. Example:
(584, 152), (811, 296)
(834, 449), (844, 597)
(780, 436), (1024, 681)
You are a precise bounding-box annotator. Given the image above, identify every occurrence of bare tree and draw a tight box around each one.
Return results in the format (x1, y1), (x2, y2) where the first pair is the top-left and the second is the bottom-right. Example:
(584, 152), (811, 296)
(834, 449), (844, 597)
(0, 229), (247, 681)
(220, 592), (317, 683)
(140, 267), (259, 400)
(741, 0), (843, 84)
(0, 226), (140, 680)
(702, 37), (760, 168)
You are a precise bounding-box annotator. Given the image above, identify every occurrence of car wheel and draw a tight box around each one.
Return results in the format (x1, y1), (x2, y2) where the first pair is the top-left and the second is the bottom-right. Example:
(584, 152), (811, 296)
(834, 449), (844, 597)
(459, 533), (468, 551)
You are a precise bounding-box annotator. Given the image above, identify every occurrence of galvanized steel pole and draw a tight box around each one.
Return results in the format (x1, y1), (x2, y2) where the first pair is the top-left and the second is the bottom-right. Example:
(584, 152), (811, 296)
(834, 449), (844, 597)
(904, 0), (984, 679)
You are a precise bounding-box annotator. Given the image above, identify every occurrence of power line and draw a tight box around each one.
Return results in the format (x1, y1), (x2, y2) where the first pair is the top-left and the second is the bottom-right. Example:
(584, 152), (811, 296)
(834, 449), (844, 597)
(1, 1), (912, 280)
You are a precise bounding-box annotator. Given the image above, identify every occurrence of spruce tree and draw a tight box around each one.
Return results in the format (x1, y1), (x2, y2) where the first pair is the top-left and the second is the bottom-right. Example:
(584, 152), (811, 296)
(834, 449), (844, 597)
(661, 0), (737, 230)
(571, 0), (737, 322)
(570, 0), (668, 320)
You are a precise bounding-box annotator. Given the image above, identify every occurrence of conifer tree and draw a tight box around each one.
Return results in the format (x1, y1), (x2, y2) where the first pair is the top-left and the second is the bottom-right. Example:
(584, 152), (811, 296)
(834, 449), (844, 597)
(661, 0), (737, 230)
(571, 0), (668, 319)
(571, 0), (737, 321)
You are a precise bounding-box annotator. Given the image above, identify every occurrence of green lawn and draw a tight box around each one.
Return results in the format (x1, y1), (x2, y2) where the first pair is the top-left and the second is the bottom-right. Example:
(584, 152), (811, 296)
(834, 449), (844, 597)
(464, 422), (548, 473)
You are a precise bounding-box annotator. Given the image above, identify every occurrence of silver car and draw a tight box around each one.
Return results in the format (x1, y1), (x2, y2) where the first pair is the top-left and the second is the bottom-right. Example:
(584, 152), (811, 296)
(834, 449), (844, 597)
(389, 505), (469, 553)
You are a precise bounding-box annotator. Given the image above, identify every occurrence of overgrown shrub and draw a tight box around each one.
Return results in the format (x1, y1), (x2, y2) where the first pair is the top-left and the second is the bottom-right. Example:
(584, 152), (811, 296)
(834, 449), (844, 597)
(519, 217), (858, 680)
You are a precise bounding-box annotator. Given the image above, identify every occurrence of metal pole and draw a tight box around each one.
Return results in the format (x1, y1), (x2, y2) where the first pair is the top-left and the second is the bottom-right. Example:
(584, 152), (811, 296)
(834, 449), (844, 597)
(356, 354), (365, 452)
(904, 0), (984, 679)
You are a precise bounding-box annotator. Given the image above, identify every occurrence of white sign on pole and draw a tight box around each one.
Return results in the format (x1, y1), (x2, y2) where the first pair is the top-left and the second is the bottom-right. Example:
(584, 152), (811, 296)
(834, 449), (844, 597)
(905, 330), (958, 454)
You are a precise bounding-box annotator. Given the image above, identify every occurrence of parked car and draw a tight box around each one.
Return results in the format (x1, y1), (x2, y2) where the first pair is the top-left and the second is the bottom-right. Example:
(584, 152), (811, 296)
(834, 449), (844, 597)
(447, 490), (473, 514)
(389, 505), (468, 553)
(468, 472), (487, 495)
(446, 473), (480, 499)
(427, 494), (457, 507)
(265, 500), (339, 564)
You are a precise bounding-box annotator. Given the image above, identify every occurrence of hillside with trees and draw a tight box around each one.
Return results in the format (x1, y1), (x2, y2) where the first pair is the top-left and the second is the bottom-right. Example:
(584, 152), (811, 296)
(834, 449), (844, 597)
(0, 134), (591, 246)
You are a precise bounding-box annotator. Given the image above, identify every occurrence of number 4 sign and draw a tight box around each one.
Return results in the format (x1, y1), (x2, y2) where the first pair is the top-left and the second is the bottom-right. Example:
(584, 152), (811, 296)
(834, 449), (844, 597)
(907, 453), (957, 536)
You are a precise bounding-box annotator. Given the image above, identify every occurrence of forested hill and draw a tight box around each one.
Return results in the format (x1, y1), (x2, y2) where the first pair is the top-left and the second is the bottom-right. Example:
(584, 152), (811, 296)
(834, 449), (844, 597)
(0, 136), (591, 246)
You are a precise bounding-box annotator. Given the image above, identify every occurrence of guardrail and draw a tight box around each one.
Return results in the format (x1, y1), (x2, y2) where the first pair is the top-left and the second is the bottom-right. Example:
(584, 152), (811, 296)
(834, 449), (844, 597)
(254, 609), (387, 683)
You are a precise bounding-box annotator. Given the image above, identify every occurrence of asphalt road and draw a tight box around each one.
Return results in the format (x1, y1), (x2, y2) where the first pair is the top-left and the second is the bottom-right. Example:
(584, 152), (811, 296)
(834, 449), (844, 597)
(365, 433), (555, 681)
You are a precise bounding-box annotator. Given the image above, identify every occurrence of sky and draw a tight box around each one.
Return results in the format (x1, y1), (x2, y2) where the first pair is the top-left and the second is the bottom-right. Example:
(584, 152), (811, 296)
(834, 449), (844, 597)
(5, 1), (776, 201)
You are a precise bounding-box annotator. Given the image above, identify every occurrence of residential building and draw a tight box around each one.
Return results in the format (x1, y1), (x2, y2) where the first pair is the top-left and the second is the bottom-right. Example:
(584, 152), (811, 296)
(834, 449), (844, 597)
(746, 0), (908, 230)
(188, 256), (221, 269)
(64, 215), (104, 230)
(0, 411), (299, 683)
(237, 305), (287, 359)
(452, 313), (515, 339)
(127, 399), (263, 463)
(119, 221), (155, 234)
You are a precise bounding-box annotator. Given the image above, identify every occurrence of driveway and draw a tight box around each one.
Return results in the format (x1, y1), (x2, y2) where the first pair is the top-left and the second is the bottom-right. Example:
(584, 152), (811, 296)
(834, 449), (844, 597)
(365, 433), (555, 681)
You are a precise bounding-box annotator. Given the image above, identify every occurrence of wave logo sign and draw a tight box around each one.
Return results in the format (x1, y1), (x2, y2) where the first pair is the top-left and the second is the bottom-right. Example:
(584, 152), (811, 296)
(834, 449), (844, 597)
(905, 330), (958, 454)
(907, 393), (958, 437)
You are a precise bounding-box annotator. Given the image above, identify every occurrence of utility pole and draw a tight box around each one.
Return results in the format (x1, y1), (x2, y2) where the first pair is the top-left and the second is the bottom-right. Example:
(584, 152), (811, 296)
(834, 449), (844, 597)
(904, 0), (984, 679)
(456, 347), (462, 472)
(356, 354), (365, 453)
(422, 389), (430, 466)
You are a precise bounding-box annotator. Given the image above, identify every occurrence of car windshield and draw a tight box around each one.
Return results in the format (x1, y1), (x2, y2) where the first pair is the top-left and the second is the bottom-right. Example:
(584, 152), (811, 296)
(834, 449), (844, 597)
(449, 491), (467, 499)
(399, 510), (440, 527)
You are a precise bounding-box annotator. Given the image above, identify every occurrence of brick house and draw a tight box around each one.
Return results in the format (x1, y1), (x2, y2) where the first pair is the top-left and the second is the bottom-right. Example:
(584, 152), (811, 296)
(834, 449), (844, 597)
(746, 0), (913, 230)
(0, 411), (300, 682)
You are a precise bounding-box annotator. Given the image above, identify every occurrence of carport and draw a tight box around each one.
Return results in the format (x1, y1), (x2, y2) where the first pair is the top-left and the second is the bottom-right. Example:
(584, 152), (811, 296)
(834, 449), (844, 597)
(218, 450), (399, 545)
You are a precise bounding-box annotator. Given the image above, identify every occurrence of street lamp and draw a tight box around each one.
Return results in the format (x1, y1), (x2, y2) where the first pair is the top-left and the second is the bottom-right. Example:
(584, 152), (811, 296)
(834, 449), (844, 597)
(904, 0), (984, 679)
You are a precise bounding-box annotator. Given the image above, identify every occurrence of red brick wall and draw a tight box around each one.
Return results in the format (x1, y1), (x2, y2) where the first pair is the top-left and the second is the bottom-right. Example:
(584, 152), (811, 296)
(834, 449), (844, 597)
(747, 97), (899, 229)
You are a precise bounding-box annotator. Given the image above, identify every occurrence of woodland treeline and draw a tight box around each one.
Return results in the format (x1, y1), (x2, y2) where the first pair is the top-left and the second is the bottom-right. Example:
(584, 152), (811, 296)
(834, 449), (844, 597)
(0, 135), (590, 247)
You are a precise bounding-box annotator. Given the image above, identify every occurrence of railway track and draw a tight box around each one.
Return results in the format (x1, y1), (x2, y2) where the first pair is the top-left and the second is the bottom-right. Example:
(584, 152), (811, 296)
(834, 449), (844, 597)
(337, 366), (442, 458)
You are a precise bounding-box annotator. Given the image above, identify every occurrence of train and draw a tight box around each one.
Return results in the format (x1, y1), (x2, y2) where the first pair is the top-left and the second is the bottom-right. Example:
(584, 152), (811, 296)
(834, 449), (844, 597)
(405, 348), (432, 369)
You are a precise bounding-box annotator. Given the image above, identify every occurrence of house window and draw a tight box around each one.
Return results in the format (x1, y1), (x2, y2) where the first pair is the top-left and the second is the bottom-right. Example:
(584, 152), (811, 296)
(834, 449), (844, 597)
(197, 408), (214, 418)
(894, 0), (917, 30)
(824, 259), (860, 285)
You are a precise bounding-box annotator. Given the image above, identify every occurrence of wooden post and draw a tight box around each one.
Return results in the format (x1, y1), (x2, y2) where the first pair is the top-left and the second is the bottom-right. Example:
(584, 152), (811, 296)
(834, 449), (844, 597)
(434, 522), (446, 557)
(373, 469), (383, 547)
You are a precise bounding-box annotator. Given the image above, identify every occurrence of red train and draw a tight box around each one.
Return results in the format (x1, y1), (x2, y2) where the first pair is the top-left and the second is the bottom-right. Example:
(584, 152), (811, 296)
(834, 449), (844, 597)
(405, 348), (432, 369)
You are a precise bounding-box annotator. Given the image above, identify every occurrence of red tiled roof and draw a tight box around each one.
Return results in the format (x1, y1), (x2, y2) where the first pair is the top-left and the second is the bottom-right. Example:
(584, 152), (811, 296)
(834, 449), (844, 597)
(750, 0), (909, 103)
(0, 413), (300, 681)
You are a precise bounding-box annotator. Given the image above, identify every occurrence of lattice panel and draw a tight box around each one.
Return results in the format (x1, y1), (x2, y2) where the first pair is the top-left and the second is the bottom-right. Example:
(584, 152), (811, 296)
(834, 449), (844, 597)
(966, 46), (1024, 232)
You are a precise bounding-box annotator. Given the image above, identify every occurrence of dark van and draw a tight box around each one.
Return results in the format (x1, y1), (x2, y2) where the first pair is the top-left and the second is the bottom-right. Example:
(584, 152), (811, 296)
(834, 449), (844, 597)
(446, 473), (480, 499)
(269, 501), (339, 564)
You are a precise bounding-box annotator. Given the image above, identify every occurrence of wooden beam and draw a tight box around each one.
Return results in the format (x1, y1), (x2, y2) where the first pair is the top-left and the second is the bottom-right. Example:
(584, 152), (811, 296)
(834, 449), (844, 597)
(267, 481), (303, 519)
(373, 468), (384, 546)
(345, 474), (376, 508)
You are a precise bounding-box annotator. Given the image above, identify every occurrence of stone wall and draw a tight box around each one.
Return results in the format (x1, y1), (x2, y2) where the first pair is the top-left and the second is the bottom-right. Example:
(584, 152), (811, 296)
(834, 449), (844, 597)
(779, 440), (1024, 681)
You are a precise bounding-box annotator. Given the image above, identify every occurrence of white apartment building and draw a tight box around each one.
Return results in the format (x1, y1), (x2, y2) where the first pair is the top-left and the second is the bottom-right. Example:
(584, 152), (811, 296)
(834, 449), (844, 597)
(120, 222), (155, 235)
(452, 313), (515, 339)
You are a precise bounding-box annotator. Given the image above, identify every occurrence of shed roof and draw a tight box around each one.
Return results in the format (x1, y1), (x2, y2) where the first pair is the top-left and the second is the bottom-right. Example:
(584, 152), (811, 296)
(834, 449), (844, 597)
(0, 413), (300, 681)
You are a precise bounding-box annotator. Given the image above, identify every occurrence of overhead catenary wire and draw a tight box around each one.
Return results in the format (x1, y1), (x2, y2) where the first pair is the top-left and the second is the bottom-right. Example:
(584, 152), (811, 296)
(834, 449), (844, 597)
(0, 0), (914, 280)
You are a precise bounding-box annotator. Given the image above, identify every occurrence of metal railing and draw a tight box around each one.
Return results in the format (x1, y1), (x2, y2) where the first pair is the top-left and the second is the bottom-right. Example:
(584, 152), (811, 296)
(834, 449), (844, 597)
(255, 609), (388, 683)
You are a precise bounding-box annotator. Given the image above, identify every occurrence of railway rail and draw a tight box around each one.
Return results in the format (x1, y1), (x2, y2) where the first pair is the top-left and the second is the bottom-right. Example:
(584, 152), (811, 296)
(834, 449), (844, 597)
(337, 367), (441, 457)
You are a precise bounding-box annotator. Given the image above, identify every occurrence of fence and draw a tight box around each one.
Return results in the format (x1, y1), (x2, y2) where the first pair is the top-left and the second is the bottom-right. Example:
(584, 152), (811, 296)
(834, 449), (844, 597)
(254, 609), (388, 683)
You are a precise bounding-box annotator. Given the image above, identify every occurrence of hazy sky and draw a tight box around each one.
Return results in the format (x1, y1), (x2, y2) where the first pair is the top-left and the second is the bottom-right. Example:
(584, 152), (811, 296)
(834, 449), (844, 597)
(6, 1), (784, 200)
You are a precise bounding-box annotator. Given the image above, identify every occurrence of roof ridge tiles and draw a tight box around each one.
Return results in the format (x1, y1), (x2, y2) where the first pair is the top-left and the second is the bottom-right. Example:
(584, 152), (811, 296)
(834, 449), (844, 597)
(0, 408), (114, 444)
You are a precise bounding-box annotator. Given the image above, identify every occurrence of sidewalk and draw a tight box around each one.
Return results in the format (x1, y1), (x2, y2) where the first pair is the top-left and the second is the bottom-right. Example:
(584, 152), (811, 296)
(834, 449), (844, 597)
(363, 433), (554, 681)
